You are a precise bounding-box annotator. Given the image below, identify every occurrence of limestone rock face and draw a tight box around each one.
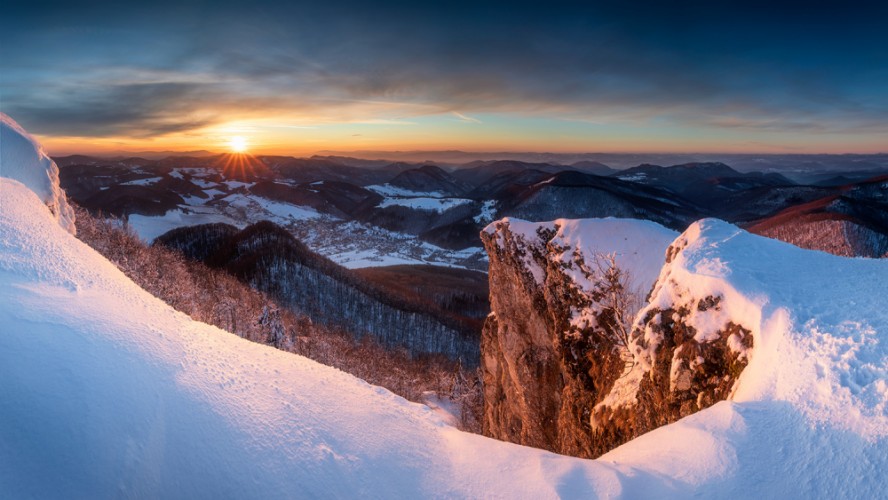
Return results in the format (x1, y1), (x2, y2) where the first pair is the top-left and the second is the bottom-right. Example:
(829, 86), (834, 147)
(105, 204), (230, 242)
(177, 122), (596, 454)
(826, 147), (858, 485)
(481, 221), (564, 453)
(481, 218), (754, 458)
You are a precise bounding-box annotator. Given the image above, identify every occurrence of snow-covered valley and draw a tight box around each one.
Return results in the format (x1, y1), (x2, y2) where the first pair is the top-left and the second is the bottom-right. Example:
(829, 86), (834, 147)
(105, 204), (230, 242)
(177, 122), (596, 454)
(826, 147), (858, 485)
(105, 171), (490, 271)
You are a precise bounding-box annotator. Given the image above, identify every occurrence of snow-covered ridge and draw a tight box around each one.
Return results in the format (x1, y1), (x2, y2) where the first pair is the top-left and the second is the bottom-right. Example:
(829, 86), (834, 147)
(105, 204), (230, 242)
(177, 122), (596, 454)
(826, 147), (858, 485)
(0, 113), (75, 233)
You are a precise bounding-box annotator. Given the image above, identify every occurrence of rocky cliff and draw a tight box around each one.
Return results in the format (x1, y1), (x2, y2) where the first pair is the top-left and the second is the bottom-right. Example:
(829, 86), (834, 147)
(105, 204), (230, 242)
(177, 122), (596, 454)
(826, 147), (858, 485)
(481, 217), (756, 458)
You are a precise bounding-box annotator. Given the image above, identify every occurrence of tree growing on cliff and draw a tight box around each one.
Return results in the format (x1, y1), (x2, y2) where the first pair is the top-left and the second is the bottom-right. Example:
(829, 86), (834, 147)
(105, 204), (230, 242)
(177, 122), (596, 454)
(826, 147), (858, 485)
(590, 253), (642, 373)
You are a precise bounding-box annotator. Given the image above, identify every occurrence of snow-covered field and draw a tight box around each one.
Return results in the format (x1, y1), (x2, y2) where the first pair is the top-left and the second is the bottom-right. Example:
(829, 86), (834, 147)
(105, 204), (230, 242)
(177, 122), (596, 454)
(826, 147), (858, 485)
(120, 176), (163, 186)
(2, 113), (887, 498)
(128, 208), (246, 241)
(368, 183), (474, 213)
(366, 183), (448, 197)
(378, 196), (473, 213)
(224, 192), (323, 221)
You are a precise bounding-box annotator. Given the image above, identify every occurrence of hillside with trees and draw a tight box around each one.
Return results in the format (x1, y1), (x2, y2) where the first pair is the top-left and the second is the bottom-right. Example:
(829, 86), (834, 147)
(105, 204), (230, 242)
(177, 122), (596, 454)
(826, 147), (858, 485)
(73, 206), (482, 430)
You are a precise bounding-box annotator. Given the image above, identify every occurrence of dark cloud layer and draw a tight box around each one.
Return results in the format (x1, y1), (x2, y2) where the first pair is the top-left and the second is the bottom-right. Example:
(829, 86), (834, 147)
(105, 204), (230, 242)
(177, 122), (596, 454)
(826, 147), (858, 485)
(2, 1), (887, 140)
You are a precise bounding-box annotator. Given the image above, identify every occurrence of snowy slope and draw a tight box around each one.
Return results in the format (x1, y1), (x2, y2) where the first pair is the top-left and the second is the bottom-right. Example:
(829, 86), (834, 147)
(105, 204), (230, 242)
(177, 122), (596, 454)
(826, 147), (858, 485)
(1, 117), (886, 498)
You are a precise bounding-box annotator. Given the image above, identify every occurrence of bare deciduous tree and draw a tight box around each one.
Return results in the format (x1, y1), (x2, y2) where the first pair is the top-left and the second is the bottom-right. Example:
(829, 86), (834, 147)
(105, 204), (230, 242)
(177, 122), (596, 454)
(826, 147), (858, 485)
(591, 252), (642, 376)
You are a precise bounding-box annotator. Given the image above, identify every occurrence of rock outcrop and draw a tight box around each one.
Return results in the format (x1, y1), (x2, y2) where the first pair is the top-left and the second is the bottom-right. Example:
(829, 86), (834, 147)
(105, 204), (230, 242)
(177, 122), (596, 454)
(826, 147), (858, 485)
(481, 217), (756, 458)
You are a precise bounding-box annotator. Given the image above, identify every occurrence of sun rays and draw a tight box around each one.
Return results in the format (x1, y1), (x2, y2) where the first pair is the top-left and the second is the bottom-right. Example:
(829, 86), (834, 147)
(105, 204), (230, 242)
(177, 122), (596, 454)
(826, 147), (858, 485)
(219, 148), (266, 180)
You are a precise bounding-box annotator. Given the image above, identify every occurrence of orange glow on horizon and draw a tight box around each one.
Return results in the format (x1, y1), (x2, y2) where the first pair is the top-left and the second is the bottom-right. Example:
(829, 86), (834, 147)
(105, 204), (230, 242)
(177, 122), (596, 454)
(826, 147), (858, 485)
(32, 117), (888, 157)
(38, 138), (888, 157)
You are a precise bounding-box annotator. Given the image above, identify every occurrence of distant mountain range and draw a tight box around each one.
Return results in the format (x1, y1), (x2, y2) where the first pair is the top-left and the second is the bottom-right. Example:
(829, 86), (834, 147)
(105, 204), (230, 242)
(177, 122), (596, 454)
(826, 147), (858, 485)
(315, 150), (888, 173)
(56, 153), (888, 260)
(55, 150), (888, 174)
(54, 150), (218, 160)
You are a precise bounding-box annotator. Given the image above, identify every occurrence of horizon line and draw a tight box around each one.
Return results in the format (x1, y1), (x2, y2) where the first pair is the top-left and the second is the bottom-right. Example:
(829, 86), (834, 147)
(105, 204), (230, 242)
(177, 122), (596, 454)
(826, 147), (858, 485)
(48, 148), (888, 159)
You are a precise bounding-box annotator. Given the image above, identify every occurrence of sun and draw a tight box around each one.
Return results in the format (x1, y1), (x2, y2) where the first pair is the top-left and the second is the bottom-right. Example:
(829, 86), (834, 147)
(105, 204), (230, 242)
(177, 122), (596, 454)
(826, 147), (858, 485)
(228, 136), (248, 153)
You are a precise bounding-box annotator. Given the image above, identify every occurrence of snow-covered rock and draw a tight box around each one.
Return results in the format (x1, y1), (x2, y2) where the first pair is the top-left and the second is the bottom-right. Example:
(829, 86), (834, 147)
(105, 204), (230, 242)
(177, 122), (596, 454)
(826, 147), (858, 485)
(481, 214), (887, 491)
(606, 218), (888, 440)
(0, 113), (75, 233)
(480, 217), (679, 457)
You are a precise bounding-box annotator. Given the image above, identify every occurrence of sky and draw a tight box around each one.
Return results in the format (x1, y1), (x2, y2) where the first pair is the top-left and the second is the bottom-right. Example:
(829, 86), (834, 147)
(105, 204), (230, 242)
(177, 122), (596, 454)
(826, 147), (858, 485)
(1, 1), (887, 156)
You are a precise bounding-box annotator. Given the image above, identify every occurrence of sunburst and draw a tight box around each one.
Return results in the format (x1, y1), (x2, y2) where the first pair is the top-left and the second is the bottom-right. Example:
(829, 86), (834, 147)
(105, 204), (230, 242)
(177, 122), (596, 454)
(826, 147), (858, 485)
(228, 136), (248, 153)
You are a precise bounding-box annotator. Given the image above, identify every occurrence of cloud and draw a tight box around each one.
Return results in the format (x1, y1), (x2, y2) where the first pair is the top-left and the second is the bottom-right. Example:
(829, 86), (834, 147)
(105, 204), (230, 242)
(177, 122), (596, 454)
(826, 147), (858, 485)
(2, 1), (886, 141)
(452, 112), (481, 124)
(2, 82), (224, 137)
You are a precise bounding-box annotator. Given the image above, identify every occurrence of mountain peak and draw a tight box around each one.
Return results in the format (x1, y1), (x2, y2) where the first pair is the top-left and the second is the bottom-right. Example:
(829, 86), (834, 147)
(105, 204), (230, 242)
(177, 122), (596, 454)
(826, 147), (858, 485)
(388, 164), (471, 196)
(672, 161), (739, 176)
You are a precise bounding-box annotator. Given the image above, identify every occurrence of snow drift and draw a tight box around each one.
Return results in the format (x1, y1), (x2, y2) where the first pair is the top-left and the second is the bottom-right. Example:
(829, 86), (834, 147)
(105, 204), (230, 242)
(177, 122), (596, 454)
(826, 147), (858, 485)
(0, 113), (75, 233)
(1, 117), (887, 498)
